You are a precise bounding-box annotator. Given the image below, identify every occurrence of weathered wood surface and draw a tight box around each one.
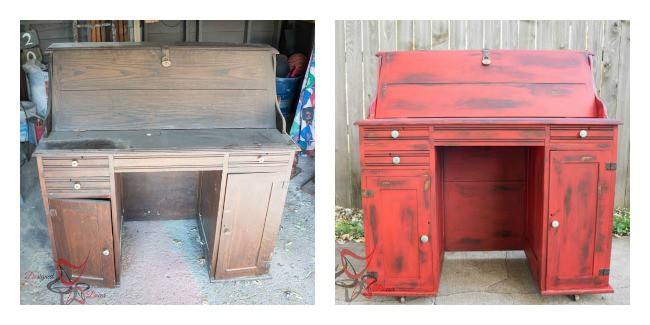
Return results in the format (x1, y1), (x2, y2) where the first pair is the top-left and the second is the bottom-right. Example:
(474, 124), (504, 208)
(336, 20), (630, 208)
(34, 129), (298, 154)
(49, 43), (278, 131)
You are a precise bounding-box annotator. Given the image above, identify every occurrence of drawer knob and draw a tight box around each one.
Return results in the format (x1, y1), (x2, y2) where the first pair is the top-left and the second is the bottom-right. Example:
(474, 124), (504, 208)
(102, 249), (110, 256)
(391, 130), (399, 138)
(579, 130), (588, 138)
(392, 157), (400, 165)
(224, 229), (232, 236)
(551, 220), (560, 228)
(258, 157), (265, 163)
(420, 235), (429, 243)
(71, 160), (78, 167)
(73, 182), (81, 190)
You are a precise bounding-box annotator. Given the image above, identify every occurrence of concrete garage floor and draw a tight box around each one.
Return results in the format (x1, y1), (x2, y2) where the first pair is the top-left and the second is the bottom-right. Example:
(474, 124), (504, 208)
(20, 155), (315, 305)
(335, 238), (629, 305)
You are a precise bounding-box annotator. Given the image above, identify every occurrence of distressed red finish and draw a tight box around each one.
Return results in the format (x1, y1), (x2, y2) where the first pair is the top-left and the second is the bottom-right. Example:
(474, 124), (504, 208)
(355, 50), (621, 298)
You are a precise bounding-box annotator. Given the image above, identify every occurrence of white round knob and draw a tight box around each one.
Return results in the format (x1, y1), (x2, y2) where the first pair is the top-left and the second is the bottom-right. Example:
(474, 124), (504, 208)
(392, 157), (400, 165)
(258, 157), (265, 163)
(73, 182), (81, 190)
(102, 249), (110, 256)
(579, 130), (588, 138)
(391, 130), (399, 138)
(551, 220), (560, 228)
(420, 235), (429, 243)
(71, 160), (78, 167)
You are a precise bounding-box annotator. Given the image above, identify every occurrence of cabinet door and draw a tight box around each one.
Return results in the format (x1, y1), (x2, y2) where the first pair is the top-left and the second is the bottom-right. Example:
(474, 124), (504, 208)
(364, 175), (434, 291)
(215, 172), (288, 279)
(547, 151), (614, 291)
(49, 199), (116, 287)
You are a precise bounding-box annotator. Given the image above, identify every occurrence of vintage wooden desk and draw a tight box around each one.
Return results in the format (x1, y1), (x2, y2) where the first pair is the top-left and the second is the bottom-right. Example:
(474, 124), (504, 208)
(34, 42), (299, 287)
(356, 50), (621, 300)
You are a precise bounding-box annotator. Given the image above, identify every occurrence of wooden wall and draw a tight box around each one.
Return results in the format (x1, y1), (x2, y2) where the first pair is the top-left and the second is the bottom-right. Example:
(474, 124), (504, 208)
(143, 20), (281, 45)
(335, 20), (630, 209)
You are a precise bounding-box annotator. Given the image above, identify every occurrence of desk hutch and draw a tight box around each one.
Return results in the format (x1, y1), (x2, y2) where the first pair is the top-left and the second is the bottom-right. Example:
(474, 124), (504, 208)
(356, 50), (622, 300)
(35, 42), (299, 287)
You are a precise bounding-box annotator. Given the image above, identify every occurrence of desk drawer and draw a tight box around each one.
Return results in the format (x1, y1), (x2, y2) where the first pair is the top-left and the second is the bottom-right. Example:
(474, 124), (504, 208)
(113, 154), (226, 172)
(434, 127), (546, 141)
(363, 126), (429, 139)
(227, 153), (293, 172)
(45, 177), (111, 195)
(364, 151), (429, 169)
(363, 139), (430, 151)
(41, 156), (110, 179)
(42, 156), (109, 168)
(550, 126), (614, 141)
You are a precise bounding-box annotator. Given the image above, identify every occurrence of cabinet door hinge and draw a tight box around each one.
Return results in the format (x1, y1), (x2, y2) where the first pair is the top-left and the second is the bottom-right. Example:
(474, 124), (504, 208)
(605, 163), (617, 171)
(361, 190), (374, 198)
(49, 209), (57, 217)
(599, 268), (610, 276)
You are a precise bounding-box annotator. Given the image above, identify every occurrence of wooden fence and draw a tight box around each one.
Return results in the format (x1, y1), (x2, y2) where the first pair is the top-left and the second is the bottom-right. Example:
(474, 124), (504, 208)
(335, 20), (630, 209)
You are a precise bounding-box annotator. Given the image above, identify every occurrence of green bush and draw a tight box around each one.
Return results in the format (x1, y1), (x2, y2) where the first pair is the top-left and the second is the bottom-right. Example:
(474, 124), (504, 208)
(613, 207), (630, 236)
(335, 206), (364, 242)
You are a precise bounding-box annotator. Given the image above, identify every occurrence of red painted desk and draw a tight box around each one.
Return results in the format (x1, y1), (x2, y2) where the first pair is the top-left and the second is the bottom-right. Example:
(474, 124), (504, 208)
(355, 50), (621, 299)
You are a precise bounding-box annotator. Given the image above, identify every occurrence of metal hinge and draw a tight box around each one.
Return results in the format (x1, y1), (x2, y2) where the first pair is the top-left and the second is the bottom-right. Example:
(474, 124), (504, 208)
(599, 268), (610, 276)
(605, 163), (617, 171)
(49, 209), (57, 217)
(361, 190), (374, 198)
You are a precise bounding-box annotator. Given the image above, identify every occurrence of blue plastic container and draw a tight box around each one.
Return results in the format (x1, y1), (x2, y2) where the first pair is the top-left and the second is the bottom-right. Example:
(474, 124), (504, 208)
(276, 77), (303, 115)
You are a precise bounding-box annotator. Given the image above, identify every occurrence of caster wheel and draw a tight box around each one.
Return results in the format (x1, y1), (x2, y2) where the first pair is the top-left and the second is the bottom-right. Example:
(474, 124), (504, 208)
(572, 294), (580, 301)
(399, 296), (406, 304)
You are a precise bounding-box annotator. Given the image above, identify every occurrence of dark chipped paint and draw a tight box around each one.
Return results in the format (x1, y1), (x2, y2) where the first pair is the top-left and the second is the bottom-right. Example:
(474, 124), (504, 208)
(516, 54), (583, 69)
(495, 230), (513, 238)
(369, 205), (378, 244)
(42, 138), (129, 150)
(457, 98), (527, 110)
(563, 186), (572, 219)
(394, 256), (403, 272)
(402, 206), (414, 223)
(379, 179), (406, 187)
(460, 237), (482, 245)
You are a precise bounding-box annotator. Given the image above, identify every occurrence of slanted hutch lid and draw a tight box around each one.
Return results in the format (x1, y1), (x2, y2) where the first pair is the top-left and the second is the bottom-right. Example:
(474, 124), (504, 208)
(364, 50), (607, 120)
(47, 42), (280, 132)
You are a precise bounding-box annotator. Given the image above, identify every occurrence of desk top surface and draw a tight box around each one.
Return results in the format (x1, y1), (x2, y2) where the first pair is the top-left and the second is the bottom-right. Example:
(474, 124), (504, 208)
(34, 129), (299, 156)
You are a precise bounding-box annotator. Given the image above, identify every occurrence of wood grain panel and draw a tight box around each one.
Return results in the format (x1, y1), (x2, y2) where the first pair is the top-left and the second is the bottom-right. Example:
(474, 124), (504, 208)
(55, 89), (272, 131)
(198, 171), (222, 278)
(57, 49), (270, 90)
(335, 20), (352, 207)
(49, 199), (115, 287)
(121, 171), (200, 219)
(215, 173), (286, 279)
